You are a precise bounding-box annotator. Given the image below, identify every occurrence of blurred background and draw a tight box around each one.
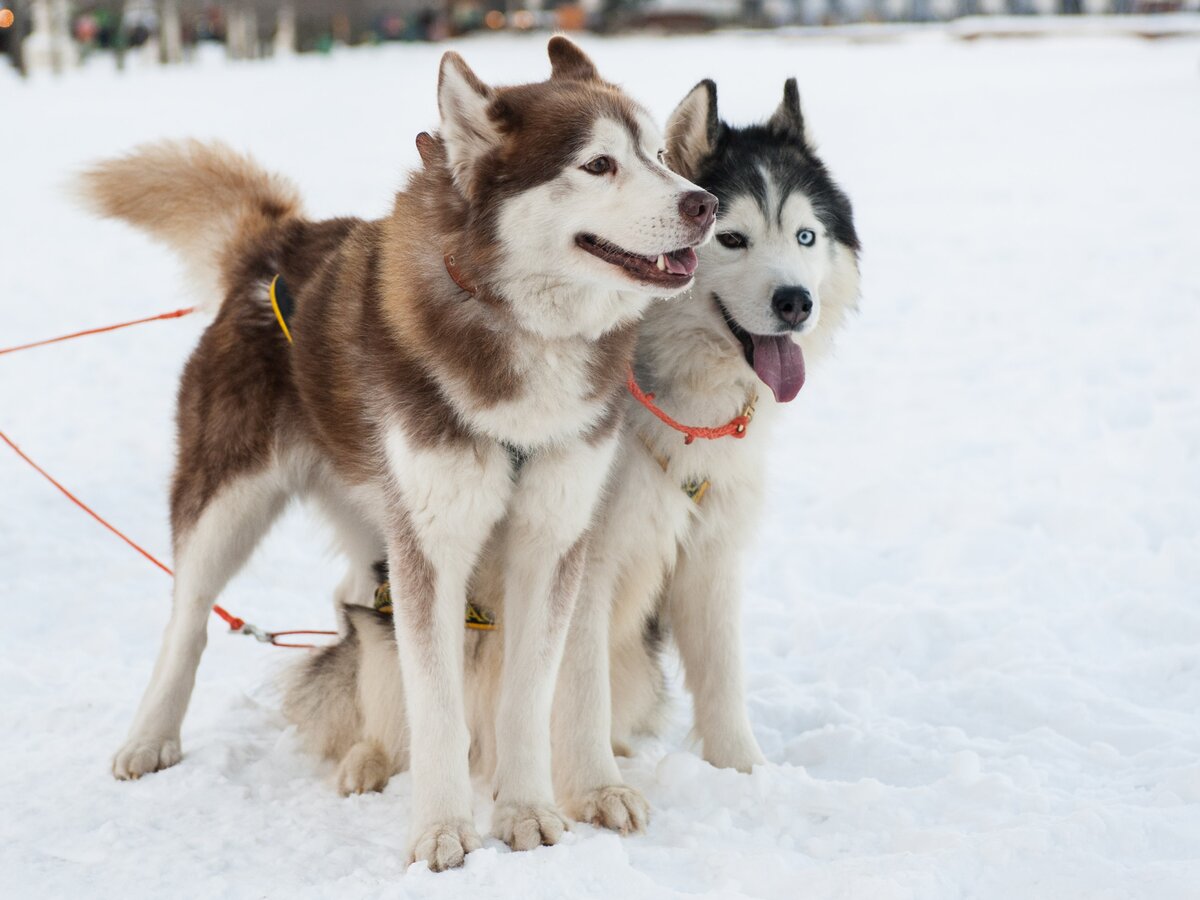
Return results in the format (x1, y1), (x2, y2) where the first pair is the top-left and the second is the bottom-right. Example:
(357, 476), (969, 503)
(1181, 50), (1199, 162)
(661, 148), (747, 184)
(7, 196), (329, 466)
(2, 0), (1199, 76)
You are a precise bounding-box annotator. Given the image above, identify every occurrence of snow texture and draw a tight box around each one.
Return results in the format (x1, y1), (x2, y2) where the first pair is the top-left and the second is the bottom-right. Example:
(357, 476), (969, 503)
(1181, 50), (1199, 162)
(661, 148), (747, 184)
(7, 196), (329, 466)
(2, 30), (1199, 900)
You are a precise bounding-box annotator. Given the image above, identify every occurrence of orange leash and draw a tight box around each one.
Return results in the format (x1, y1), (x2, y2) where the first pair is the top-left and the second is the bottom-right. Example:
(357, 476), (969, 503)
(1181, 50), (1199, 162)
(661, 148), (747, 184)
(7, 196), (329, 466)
(1, 307), (741, 643)
(0, 306), (334, 649)
(0, 307), (197, 356)
(626, 367), (752, 444)
(0, 428), (334, 648)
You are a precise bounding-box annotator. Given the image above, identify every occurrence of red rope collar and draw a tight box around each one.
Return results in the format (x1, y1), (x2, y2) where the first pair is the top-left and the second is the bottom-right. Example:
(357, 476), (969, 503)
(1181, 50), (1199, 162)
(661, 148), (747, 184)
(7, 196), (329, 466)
(445, 260), (755, 445)
(625, 367), (752, 444)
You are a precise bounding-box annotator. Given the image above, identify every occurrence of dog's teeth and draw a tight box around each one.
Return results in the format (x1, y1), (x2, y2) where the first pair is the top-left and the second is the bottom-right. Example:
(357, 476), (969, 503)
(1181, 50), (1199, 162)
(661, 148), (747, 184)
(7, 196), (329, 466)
(656, 255), (666, 271)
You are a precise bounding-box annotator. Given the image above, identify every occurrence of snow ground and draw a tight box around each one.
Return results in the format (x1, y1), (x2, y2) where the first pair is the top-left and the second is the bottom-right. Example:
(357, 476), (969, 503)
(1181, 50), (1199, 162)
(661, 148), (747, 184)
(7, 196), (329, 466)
(2, 29), (1199, 900)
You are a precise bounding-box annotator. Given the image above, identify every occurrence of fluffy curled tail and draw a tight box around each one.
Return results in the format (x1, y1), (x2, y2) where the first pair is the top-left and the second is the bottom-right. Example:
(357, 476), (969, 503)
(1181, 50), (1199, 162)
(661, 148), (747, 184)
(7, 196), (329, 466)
(74, 139), (302, 311)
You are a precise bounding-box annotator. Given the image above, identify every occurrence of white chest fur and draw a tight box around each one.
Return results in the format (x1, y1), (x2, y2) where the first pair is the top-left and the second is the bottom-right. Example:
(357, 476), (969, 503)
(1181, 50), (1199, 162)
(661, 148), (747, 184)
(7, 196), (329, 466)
(449, 330), (612, 450)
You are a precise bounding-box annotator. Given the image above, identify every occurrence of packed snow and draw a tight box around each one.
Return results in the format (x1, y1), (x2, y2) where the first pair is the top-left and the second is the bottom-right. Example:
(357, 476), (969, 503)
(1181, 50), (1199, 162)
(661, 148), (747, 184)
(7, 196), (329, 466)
(2, 28), (1199, 900)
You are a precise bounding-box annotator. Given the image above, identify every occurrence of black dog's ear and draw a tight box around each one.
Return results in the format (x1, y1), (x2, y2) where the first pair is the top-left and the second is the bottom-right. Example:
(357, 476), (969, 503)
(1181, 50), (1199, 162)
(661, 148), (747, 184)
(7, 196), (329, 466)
(768, 78), (809, 146)
(665, 79), (720, 180)
(548, 36), (599, 82)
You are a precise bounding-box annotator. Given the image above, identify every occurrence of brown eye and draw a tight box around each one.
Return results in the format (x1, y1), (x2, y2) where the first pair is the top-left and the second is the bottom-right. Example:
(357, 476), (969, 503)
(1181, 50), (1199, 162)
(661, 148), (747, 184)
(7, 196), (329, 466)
(717, 231), (748, 249)
(583, 156), (615, 176)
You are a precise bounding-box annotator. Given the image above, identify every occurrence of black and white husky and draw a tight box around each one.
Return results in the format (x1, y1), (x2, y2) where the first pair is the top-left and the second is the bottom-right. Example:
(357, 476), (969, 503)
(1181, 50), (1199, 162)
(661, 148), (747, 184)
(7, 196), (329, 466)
(285, 78), (861, 837)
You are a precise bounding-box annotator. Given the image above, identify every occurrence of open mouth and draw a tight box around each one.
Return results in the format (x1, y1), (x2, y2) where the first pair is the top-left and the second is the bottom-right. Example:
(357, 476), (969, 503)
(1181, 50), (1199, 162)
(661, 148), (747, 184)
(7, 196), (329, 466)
(716, 296), (806, 404)
(575, 234), (698, 289)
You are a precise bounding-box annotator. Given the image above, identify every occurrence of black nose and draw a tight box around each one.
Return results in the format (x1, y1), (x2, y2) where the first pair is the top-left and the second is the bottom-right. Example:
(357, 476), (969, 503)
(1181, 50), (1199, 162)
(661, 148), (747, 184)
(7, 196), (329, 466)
(679, 190), (717, 231)
(771, 286), (813, 328)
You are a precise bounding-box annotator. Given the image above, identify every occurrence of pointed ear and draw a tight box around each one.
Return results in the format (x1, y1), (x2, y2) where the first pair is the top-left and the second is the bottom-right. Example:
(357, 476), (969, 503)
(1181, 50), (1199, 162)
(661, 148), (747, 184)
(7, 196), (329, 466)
(665, 79), (719, 181)
(437, 52), (497, 193)
(547, 36), (599, 82)
(768, 78), (809, 146)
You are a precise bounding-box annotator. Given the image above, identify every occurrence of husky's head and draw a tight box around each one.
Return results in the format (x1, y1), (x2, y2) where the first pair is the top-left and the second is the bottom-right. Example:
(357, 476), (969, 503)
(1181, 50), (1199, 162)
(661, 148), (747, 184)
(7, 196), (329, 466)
(434, 38), (717, 339)
(665, 79), (861, 403)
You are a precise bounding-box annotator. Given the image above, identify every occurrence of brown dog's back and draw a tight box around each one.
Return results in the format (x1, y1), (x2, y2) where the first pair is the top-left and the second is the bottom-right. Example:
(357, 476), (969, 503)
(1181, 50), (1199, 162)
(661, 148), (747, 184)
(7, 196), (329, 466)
(76, 139), (376, 536)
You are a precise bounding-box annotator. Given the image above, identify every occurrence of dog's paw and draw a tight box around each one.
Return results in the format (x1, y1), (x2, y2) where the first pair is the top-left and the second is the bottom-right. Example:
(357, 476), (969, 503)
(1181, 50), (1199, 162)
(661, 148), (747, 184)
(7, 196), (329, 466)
(567, 784), (649, 835)
(336, 741), (392, 796)
(407, 821), (481, 872)
(702, 742), (766, 774)
(492, 801), (569, 852)
(112, 736), (182, 780)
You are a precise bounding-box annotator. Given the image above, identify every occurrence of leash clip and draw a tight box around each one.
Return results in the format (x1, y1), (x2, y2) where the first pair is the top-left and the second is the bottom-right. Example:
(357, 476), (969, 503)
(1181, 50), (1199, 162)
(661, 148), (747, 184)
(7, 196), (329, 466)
(238, 622), (273, 643)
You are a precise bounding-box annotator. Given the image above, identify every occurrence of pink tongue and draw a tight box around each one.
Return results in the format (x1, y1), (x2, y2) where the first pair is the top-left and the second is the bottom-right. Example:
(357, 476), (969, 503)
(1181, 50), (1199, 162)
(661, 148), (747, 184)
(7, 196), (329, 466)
(663, 247), (698, 276)
(750, 335), (806, 403)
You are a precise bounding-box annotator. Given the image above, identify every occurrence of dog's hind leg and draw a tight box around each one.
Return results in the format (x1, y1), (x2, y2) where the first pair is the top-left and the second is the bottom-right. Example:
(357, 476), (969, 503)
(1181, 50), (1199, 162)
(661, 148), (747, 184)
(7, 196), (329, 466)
(336, 606), (410, 796)
(311, 485), (387, 628)
(336, 740), (393, 795)
(112, 462), (291, 780)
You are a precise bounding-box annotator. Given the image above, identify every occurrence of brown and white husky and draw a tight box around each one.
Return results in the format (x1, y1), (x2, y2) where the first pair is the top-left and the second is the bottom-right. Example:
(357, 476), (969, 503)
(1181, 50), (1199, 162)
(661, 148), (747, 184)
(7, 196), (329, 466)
(79, 37), (715, 871)
(284, 78), (860, 839)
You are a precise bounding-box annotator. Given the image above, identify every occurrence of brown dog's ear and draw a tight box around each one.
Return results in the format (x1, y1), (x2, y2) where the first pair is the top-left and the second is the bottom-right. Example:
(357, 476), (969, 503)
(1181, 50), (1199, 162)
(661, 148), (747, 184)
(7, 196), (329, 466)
(437, 52), (497, 193)
(665, 79), (719, 181)
(548, 36), (599, 82)
(415, 131), (439, 166)
(767, 78), (809, 146)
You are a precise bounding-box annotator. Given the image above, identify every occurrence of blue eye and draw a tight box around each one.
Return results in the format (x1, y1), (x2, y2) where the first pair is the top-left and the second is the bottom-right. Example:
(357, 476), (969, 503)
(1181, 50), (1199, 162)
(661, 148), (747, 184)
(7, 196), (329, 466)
(797, 229), (816, 247)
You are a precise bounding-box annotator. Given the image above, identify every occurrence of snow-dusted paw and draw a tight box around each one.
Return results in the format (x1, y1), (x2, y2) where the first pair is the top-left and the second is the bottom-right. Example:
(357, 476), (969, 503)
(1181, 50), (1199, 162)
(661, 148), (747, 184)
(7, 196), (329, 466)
(492, 801), (569, 852)
(336, 741), (392, 796)
(568, 784), (649, 835)
(112, 736), (182, 780)
(408, 820), (481, 872)
(703, 737), (766, 774)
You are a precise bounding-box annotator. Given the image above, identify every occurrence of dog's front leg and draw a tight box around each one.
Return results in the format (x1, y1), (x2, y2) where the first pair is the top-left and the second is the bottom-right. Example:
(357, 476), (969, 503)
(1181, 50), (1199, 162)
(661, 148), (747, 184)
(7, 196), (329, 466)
(490, 435), (618, 851)
(668, 529), (766, 773)
(385, 435), (513, 871)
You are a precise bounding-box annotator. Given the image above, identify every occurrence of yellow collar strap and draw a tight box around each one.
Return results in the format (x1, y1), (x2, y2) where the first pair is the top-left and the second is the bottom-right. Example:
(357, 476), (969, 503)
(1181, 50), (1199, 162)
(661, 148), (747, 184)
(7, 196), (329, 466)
(269, 275), (295, 343)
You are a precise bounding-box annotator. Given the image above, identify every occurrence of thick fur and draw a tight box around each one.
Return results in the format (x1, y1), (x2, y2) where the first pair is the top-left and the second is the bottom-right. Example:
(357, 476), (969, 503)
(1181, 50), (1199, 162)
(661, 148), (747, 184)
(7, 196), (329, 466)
(556, 80), (860, 801)
(83, 38), (714, 872)
(286, 78), (861, 834)
(75, 140), (303, 309)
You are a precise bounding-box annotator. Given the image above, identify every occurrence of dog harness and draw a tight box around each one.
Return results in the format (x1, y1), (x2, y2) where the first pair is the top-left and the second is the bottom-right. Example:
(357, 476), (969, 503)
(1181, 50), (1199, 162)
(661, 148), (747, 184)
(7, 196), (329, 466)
(637, 391), (757, 506)
(270, 276), (503, 631)
(270, 272), (527, 474)
(367, 573), (494, 628)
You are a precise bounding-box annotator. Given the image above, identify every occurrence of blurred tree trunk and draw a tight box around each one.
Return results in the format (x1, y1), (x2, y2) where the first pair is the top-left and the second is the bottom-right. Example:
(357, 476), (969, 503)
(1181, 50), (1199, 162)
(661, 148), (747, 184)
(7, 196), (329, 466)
(273, 2), (296, 56)
(226, 2), (258, 59)
(23, 0), (75, 73)
(159, 0), (182, 63)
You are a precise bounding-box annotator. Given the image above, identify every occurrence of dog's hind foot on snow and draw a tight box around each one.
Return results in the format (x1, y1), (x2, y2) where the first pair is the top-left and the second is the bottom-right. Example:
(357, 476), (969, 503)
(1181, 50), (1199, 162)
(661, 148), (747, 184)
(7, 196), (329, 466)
(567, 784), (649, 835)
(336, 740), (393, 795)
